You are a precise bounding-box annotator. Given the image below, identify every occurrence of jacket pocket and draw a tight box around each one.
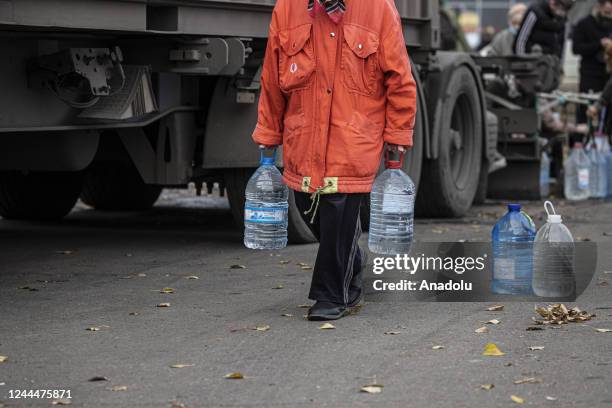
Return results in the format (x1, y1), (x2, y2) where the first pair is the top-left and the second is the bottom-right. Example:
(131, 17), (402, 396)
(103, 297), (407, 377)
(341, 24), (380, 96)
(278, 24), (316, 92)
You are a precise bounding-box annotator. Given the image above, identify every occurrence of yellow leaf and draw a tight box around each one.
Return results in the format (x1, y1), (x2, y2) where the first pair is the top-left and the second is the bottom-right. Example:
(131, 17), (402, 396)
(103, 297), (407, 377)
(482, 343), (505, 356)
(110, 385), (128, 392)
(485, 319), (501, 325)
(475, 327), (489, 334)
(432, 345), (445, 350)
(255, 325), (270, 332)
(528, 346), (544, 351)
(157, 303), (171, 308)
(594, 328), (612, 333)
(510, 395), (524, 404)
(224, 372), (244, 379)
(170, 364), (194, 369)
(513, 377), (541, 384)
(319, 323), (336, 330)
(0, 355), (7, 363)
(360, 384), (383, 394)
(480, 384), (494, 390)
(487, 305), (504, 311)
(160, 287), (174, 294)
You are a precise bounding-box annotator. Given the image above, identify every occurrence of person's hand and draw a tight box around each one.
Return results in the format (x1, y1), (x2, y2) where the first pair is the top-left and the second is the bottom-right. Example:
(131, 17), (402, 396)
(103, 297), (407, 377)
(587, 105), (599, 119)
(388, 144), (408, 153)
(259, 144), (278, 150)
(601, 37), (612, 48)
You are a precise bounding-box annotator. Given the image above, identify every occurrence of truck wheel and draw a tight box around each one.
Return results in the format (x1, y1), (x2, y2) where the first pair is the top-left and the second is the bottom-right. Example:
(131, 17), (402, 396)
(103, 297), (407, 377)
(224, 168), (317, 244)
(81, 161), (162, 211)
(0, 171), (82, 220)
(417, 65), (482, 217)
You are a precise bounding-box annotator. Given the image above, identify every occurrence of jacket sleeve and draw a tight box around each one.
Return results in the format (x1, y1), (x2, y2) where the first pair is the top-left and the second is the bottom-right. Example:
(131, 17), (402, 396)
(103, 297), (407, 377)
(252, 12), (286, 147)
(378, 4), (417, 147)
(514, 9), (538, 55)
(572, 20), (601, 57)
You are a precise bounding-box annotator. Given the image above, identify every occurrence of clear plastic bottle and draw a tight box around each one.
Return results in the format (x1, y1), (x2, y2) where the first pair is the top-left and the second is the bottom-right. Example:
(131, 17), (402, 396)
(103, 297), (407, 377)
(368, 150), (415, 255)
(564, 142), (591, 201)
(540, 150), (550, 199)
(605, 137), (612, 198)
(587, 138), (607, 198)
(532, 201), (575, 298)
(491, 204), (536, 295)
(244, 149), (288, 250)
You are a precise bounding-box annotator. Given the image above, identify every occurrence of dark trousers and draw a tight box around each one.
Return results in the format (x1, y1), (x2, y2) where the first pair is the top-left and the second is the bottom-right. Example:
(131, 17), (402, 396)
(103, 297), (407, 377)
(293, 192), (365, 305)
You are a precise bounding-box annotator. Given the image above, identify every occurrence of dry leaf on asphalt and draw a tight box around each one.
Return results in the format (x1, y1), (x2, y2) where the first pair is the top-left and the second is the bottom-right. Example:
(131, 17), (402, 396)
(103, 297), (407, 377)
(513, 377), (541, 384)
(485, 319), (501, 325)
(230, 265), (246, 269)
(279, 260), (291, 265)
(0, 356), (7, 363)
(528, 346), (545, 351)
(487, 305), (504, 311)
(526, 326), (543, 331)
(297, 304), (311, 309)
(593, 328), (612, 333)
(186, 276), (199, 280)
(110, 385), (128, 392)
(88, 376), (108, 382)
(475, 327), (489, 334)
(534, 304), (594, 325)
(129, 312), (140, 316)
(319, 323), (336, 330)
(254, 325), (270, 332)
(160, 287), (175, 294)
(432, 345), (444, 350)
(51, 399), (72, 405)
(170, 364), (194, 369)
(301, 266), (313, 270)
(156, 303), (171, 308)
(384, 331), (401, 335)
(510, 395), (525, 404)
(482, 343), (505, 356)
(296, 262), (310, 267)
(480, 384), (494, 390)
(137, 273), (147, 277)
(86, 327), (100, 331)
(545, 396), (557, 401)
(360, 384), (383, 394)
(281, 313), (294, 317)
(224, 372), (244, 379)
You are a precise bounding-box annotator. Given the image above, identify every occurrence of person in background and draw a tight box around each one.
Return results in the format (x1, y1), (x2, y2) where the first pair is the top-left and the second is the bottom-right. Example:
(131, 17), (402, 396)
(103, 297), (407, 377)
(483, 3), (528, 56)
(477, 26), (497, 51)
(588, 43), (612, 135)
(573, 0), (612, 125)
(439, 0), (470, 51)
(514, 0), (576, 59)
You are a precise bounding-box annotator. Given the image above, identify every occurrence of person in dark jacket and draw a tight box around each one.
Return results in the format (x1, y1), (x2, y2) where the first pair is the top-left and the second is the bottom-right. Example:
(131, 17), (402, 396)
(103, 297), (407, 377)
(514, 0), (575, 59)
(573, 0), (612, 124)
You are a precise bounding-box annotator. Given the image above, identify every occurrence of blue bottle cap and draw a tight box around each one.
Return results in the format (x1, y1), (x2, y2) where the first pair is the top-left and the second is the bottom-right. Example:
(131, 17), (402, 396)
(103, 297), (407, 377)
(261, 156), (275, 165)
(508, 203), (521, 212)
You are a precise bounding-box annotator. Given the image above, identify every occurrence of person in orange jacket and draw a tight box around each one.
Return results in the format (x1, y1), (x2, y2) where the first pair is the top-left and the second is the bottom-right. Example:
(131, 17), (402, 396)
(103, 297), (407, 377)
(252, 0), (417, 320)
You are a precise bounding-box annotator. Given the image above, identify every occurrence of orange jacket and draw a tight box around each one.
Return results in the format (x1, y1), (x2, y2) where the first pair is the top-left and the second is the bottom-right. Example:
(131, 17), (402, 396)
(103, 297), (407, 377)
(252, 0), (417, 194)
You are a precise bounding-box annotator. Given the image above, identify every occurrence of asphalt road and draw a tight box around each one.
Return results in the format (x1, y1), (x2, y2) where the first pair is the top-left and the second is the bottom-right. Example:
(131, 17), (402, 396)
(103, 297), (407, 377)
(1, 191), (611, 407)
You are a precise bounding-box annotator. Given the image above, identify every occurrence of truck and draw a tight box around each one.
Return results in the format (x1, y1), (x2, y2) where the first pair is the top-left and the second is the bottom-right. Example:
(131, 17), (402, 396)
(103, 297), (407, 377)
(0, 0), (555, 243)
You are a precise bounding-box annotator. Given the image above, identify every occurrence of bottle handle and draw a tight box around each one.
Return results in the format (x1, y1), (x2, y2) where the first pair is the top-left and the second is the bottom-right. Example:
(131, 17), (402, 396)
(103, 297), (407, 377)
(544, 200), (556, 217)
(385, 146), (405, 170)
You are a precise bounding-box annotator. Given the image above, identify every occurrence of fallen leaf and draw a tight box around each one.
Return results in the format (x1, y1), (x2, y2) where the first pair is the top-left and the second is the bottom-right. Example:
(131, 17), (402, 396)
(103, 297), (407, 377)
(360, 384), (383, 394)
(296, 262), (310, 267)
(0, 356), (7, 363)
(55, 250), (74, 255)
(19, 286), (39, 291)
(475, 327), (489, 334)
(279, 260), (291, 265)
(528, 346), (545, 351)
(281, 313), (294, 317)
(431, 227), (448, 234)
(482, 343), (505, 356)
(545, 396), (557, 401)
(129, 312), (140, 316)
(504, 362), (513, 367)
(526, 326), (543, 331)
(485, 319), (501, 325)
(319, 323), (336, 330)
(297, 304), (311, 309)
(156, 303), (171, 308)
(511, 395), (525, 404)
(51, 399), (72, 405)
(160, 287), (175, 294)
(301, 266), (313, 270)
(110, 385), (128, 392)
(137, 273), (147, 277)
(597, 281), (609, 287)
(230, 265), (246, 269)
(88, 376), (108, 382)
(86, 327), (100, 331)
(224, 372), (244, 379)
(513, 377), (542, 384)
(384, 331), (401, 335)
(594, 328), (612, 333)
(480, 384), (494, 390)
(273, 284), (284, 289)
(254, 325), (270, 332)
(432, 345), (445, 350)
(170, 364), (194, 369)
(487, 305), (504, 311)
(186, 276), (199, 280)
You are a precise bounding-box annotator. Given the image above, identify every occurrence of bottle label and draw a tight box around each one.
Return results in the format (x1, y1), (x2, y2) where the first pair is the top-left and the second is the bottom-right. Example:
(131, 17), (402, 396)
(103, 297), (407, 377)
(578, 169), (589, 190)
(494, 258), (515, 280)
(245, 207), (287, 224)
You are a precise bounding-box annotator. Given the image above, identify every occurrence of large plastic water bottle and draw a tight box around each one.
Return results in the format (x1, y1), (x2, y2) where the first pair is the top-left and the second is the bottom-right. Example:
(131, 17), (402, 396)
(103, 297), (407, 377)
(604, 136), (612, 197)
(587, 138), (607, 198)
(491, 204), (536, 295)
(540, 151), (550, 198)
(532, 201), (575, 298)
(368, 149), (415, 255)
(244, 148), (288, 250)
(564, 143), (590, 201)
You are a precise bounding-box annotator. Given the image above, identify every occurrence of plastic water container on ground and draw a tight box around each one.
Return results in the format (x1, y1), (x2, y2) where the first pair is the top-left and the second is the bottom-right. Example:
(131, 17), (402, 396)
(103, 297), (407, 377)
(598, 135), (612, 197)
(564, 142), (590, 201)
(491, 204), (536, 295)
(368, 149), (415, 255)
(587, 137), (607, 198)
(244, 148), (288, 250)
(532, 201), (575, 298)
(540, 151), (550, 199)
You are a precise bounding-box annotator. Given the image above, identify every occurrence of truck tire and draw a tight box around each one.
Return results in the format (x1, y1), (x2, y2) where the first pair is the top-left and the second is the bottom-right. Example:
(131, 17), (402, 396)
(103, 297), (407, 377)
(81, 161), (162, 211)
(224, 168), (317, 244)
(0, 171), (82, 220)
(417, 65), (482, 217)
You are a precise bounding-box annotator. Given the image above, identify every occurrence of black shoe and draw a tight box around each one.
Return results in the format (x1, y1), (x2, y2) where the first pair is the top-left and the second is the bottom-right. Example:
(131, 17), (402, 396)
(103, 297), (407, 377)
(307, 301), (349, 321)
(347, 249), (368, 308)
